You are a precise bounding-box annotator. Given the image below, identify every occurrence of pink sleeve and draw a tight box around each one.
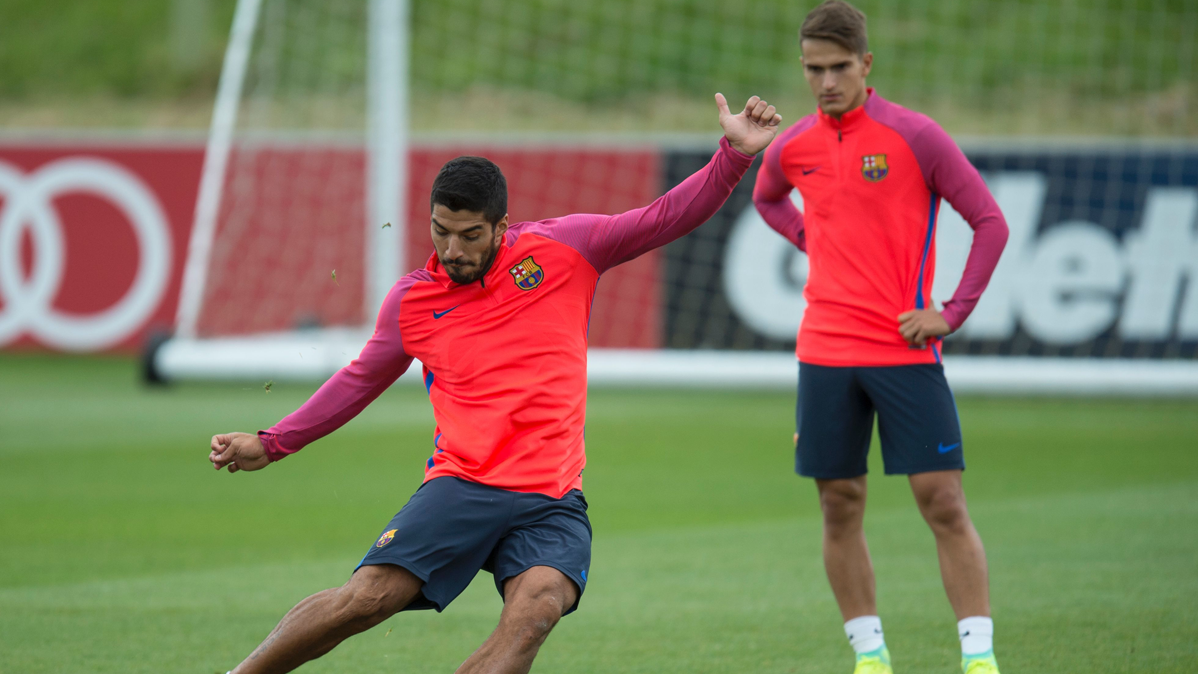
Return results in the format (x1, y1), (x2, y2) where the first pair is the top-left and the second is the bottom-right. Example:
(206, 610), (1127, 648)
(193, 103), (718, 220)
(257, 274), (420, 461)
(752, 119), (813, 251)
(910, 124), (1009, 331)
(514, 137), (754, 274)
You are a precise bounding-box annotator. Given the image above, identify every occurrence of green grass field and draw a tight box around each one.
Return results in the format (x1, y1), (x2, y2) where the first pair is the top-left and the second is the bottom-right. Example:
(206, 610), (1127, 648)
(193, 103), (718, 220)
(1, 353), (1196, 673)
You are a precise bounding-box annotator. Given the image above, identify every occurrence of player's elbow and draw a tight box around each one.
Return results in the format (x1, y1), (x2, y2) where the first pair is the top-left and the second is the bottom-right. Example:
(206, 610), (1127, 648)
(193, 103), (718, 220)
(970, 210), (1010, 252)
(985, 215), (1011, 257)
(752, 196), (788, 228)
(994, 215), (1011, 248)
(751, 190), (776, 218)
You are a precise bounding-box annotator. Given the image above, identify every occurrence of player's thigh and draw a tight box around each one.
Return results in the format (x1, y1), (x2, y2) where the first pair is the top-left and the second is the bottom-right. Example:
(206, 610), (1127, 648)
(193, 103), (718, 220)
(342, 563), (425, 615)
(858, 364), (963, 475)
(501, 565), (579, 621)
(796, 362), (874, 479)
(488, 489), (591, 615)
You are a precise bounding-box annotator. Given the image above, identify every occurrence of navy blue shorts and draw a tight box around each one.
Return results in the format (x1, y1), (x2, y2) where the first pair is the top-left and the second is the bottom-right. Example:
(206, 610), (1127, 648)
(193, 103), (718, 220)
(796, 362), (964, 479)
(356, 476), (591, 614)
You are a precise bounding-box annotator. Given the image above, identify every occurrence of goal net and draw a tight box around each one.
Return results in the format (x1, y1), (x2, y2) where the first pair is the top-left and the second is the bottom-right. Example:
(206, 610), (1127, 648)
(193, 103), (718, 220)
(175, 0), (379, 340)
(158, 0), (1198, 394)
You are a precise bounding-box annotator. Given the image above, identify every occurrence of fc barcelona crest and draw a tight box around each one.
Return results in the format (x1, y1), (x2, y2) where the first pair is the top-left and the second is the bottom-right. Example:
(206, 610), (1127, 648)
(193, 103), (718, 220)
(375, 529), (397, 548)
(509, 256), (544, 291)
(862, 154), (889, 182)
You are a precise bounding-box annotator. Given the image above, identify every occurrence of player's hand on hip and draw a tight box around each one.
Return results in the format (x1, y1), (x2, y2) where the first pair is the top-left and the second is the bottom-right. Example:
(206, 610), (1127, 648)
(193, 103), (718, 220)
(897, 308), (952, 346)
(209, 432), (269, 473)
(716, 93), (782, 156)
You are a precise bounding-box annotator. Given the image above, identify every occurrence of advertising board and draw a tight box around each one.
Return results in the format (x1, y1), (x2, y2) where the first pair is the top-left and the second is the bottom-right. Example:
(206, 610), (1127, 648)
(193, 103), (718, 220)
(676, 146), (1198, 360)
(5, 138), (1195, 367)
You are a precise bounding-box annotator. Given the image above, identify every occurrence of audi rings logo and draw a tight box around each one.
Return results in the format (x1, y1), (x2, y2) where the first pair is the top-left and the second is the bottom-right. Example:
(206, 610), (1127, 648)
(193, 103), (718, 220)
(0, 158), (172, 351)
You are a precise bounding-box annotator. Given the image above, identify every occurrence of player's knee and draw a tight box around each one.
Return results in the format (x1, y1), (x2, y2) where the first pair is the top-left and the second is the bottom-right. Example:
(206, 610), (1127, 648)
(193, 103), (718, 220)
(520, 604), (562, 647)
(917, 486), (970, 533)
(513, 610), (559, 650)
(818, 480), (866, 528)
(504, 583), (570, 646)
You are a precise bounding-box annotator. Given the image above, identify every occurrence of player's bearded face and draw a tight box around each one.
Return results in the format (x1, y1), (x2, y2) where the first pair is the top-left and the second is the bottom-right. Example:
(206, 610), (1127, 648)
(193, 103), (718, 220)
(441, 233), (500, 284)
(431, 206), (509, 285)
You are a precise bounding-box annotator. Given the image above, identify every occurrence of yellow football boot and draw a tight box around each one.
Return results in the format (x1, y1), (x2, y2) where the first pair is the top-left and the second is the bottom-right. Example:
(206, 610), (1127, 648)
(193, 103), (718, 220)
(962, 650), (999, 674)
(852, 646), (893, 674)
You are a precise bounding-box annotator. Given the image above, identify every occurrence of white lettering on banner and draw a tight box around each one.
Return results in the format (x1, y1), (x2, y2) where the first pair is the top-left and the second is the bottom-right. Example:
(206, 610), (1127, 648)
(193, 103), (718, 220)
(0, 158), (172, 351)
(1121, 189), (1198, 338)
(1019, 223), (1124, 343)
(724, 172), (1198, 345)
(1180, 237), (1198, 338)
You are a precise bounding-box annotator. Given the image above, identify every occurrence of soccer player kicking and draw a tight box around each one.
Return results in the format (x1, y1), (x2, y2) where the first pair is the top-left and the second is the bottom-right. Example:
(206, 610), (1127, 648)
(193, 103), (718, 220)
(752, 2), (1009, 674)
(207, 93), (780, 674)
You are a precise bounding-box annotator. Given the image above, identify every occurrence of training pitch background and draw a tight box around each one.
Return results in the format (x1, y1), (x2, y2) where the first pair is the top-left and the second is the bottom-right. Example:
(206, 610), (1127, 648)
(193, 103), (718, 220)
(0, 355), (1195, 673)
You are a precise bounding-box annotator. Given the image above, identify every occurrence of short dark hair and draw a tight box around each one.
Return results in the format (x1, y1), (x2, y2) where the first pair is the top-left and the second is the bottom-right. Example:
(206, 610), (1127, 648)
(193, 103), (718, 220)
(800, 0), (868, 56)
(430, 156), (507, 225)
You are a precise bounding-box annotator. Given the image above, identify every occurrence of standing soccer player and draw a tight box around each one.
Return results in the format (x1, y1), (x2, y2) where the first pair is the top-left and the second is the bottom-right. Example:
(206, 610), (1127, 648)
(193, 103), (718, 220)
(752, 3), (1009, 674)
(207, 94), (780, 674)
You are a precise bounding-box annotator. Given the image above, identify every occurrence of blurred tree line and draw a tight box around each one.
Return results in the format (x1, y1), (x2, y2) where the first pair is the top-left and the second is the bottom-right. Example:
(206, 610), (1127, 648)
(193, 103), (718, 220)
(0, 0), (1192, 135)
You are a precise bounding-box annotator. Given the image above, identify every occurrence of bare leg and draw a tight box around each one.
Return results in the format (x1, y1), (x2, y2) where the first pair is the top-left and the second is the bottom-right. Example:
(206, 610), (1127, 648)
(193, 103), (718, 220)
(816, 476), (877, 621)
(909, 470), (990, 619)
(456, 566), (578, 674)
(232, 564), (423, 674)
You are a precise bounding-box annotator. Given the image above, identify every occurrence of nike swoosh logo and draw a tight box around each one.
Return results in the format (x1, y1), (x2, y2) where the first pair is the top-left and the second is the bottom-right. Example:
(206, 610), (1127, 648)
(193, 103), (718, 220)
(802, 166), (821, 175)
(938, 442), (961, 454)
(432, 305), (460, 319)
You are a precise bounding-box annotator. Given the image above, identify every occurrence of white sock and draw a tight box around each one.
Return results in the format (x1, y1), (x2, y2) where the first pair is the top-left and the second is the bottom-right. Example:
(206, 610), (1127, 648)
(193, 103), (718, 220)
(958, 616), (994, 656)
(844, 615), (885, 654)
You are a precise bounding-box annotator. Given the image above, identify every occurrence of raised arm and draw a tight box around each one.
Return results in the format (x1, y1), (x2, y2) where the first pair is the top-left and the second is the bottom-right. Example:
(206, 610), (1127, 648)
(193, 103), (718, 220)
(208, 276), (418, 473)
(524, 95), (780, 274)
(752, 120), (814, 250)
(914, 124), (1009, 331)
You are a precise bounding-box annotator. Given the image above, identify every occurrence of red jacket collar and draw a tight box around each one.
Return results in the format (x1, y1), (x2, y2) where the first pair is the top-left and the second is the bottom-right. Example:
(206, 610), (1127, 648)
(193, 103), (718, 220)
(818, 87), (875, 134)
(425, 240), (513, 290)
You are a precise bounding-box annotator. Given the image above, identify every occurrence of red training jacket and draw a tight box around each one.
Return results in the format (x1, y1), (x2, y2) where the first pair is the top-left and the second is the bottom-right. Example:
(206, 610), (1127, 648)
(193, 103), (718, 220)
(753, 89), (1009, 366)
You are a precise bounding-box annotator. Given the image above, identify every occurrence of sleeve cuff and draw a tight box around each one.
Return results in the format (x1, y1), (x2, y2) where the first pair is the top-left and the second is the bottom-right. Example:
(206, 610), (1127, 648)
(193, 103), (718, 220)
(258, 431), (296, 462)
(940, 305), (965, 332)
(719, 136), (756, 165)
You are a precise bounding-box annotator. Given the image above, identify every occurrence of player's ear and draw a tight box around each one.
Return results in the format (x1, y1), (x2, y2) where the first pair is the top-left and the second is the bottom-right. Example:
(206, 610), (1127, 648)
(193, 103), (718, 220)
(493, 215), (509, 242)
(861, 52), (873, 77)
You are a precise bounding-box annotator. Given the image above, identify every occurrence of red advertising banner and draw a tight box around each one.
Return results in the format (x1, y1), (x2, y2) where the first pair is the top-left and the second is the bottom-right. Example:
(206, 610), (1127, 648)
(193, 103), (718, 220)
(0, 145), (203, 351)
(0, 140), (662, 353)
